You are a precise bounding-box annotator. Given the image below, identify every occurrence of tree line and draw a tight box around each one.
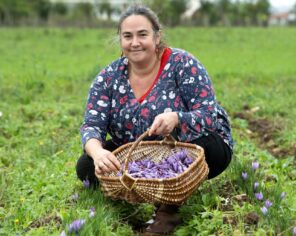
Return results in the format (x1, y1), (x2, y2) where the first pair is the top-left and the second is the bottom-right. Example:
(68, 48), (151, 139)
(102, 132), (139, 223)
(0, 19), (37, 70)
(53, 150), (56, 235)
(0, 0), (295, 27)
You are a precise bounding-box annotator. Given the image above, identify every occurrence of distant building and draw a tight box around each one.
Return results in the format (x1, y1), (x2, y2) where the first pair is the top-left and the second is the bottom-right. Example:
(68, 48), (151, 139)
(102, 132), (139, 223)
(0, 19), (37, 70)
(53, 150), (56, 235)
(269, 11), (296, 26)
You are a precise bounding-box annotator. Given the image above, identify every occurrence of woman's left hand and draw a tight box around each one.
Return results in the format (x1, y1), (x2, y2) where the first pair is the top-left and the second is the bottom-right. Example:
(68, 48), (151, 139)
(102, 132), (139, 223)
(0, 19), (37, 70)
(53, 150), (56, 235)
(148, 112), (179, 136)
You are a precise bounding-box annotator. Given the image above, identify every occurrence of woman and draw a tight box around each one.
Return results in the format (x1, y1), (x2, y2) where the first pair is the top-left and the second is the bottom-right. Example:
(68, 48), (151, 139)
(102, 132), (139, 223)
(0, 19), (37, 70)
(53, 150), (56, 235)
(76, 5), (233, 235)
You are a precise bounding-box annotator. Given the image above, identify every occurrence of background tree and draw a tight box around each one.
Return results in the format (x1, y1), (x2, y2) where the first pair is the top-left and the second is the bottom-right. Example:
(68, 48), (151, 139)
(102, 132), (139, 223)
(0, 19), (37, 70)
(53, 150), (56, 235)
(0, 0), (31, 25)
(256, 0), (270, 26)
(145, 0), (188, 27)
(51, 2), (67, 16)
(217, 0), (231, 26)
(30, 0), (51, 23)
(97, 0), (113, 21)
(197, 0), (219, 26)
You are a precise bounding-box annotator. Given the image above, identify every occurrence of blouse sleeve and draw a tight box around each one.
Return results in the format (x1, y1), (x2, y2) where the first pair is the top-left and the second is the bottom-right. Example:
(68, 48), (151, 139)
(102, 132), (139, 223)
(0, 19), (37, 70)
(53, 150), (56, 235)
(80, 68), (112, 148)
(175, 53), (218, 142)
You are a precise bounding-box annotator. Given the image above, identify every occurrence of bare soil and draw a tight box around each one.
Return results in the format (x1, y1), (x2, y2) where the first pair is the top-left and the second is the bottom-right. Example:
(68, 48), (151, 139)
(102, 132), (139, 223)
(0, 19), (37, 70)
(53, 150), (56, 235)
(233, 105), (295, 158)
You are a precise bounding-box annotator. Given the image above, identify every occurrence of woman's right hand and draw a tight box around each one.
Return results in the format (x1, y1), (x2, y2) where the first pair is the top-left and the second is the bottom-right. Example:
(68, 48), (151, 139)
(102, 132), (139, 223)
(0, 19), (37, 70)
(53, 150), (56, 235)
(84, 138), (121, 175)
(93, 149), (121, 175)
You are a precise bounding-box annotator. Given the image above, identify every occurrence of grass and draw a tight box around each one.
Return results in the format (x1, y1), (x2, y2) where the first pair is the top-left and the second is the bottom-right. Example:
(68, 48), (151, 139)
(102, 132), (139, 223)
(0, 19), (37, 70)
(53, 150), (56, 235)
(0, 27), (295, 235)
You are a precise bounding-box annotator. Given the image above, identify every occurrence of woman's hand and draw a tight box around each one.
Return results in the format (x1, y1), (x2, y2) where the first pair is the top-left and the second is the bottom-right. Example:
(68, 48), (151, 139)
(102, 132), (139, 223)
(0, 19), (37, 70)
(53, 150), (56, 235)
(148, 112), (179, 136)
(85, 139), (121, 175)
(93, 149), (121, 175)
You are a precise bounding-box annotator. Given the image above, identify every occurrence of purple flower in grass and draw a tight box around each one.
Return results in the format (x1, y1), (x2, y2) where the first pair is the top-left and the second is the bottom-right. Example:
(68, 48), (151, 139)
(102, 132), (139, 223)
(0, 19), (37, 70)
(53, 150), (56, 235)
(89, 207), (95, 218)
(255, 192), (263, 201)
(60, 230), (66, 236)
(252, 161), (259, 170)
(264, 200), (273, 208)
(293, 226), (296, 236)
(83, 179), (90, 188)
(261, 206), (268, 215)
(280, 192), (286, 200)
(68, 219), (86, 233)
(242, 172), (248, 181)
(254, 182), (259, 190)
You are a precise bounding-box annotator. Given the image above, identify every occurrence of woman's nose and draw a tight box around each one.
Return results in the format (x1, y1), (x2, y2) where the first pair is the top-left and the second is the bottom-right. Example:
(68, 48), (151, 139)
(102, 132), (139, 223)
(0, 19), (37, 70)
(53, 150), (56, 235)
(131, 36), (140, 46)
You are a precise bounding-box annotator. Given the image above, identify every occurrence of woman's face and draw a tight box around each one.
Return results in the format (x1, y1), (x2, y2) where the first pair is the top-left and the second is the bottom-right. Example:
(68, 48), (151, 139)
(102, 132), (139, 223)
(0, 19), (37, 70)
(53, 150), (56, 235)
(120, 15), (160, 65)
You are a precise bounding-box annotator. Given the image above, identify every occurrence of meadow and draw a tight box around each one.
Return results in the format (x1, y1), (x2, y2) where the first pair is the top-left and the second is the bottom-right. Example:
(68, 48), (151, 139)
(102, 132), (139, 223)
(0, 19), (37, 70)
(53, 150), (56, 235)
(0, 27), (295, 235)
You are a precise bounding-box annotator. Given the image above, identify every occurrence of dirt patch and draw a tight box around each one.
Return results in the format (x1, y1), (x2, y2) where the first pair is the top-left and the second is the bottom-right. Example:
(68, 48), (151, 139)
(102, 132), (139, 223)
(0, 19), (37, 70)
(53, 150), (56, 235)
(233, 106), (295, 158)
(244, 212), (259, 225)
(25, 213), (62, 231)
(233, 194), (251, 207)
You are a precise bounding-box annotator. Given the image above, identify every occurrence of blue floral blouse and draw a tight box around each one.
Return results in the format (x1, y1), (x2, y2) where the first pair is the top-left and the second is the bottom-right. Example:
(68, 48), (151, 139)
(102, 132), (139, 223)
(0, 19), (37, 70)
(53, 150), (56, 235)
(80, 48), (233, 151)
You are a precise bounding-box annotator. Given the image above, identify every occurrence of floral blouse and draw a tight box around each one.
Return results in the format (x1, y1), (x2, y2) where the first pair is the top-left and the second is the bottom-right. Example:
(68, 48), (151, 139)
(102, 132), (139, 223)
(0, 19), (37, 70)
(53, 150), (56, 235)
(80, 48), (233, 151)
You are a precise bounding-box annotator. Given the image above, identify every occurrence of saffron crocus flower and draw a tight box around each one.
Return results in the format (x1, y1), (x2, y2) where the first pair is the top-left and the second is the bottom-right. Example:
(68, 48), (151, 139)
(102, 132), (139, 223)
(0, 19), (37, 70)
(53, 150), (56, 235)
(89, 207), (95, 218)
(255, 192), (263, 201)
(293, 226), (296, 236)
(264, 200), (272, 208)
(242, 172), (248, 180)
(60, 230), (66, 236)
(254, 182), (259, 190)
(68, 219), (86, 233)
(83, 179), (90, 188)
(261, 206), (268, 215)
(280, 192), (286, 200)
(252, 161), (259, 170)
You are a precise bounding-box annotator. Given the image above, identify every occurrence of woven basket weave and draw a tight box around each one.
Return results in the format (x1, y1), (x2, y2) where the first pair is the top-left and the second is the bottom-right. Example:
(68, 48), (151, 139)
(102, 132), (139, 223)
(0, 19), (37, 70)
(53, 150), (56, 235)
(96, 130), (209, 205)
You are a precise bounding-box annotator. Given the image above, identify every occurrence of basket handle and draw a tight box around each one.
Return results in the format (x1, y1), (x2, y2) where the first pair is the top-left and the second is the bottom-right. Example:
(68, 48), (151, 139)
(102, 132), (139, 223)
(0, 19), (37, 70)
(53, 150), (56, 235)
(123, 129), (177, 172)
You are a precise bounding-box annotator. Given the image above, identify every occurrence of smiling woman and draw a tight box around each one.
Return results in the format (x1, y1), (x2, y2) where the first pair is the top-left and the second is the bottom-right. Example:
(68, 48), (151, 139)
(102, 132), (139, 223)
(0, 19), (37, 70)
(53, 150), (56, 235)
(76, 4), (233, 235)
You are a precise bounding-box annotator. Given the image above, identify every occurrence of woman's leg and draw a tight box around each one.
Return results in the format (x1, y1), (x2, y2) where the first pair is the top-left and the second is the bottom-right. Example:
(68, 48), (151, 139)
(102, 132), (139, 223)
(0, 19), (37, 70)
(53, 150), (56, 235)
(75, 140), (119, 186)
(192, 132), (232, 179)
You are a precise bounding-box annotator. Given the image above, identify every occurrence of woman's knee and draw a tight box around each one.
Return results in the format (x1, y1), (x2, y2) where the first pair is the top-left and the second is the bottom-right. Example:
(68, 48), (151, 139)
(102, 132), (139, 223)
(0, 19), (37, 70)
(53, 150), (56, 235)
(191, 133), (232, 179)
(76, 153), (95, 181)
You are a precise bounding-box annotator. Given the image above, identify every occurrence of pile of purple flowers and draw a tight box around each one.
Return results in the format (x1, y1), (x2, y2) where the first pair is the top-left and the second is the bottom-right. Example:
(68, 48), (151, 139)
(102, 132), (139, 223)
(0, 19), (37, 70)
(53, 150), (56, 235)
(118, 149), (193, 179)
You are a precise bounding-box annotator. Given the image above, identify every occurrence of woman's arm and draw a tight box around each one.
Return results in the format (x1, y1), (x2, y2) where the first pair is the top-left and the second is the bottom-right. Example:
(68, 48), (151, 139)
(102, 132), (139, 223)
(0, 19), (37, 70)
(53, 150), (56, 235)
(175, 52), (218, 142)
(80, 70), (111, 148)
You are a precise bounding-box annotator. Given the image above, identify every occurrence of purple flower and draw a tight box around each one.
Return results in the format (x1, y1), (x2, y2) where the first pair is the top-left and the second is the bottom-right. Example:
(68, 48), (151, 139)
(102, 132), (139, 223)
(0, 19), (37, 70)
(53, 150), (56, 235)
(183, 157), (193, 166)
(68, 219), (86, 233)
(241, 172), (248, 180)
(255, 192), (263, 201)
(60, 230), (66, 236)
(261, 206), (268, 215)
(293, 226), (296, 236)
(89, 207), (95, 218)
(252, 161), (259, 170)
(264, 200), (273, 208)
(83, 179), (90, 188)
(280, 192), (286, 200)
(254, 182), (259, 190)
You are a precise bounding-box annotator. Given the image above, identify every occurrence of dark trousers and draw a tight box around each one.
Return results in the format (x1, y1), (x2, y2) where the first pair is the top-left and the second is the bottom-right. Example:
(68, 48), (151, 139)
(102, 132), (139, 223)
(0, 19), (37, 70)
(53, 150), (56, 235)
(76, 132), (232, 186)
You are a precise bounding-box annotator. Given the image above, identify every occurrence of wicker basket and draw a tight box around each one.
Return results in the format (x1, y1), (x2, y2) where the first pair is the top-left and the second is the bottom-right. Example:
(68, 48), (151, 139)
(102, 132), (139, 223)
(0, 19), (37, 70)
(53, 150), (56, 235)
(96, 130), (209, 205)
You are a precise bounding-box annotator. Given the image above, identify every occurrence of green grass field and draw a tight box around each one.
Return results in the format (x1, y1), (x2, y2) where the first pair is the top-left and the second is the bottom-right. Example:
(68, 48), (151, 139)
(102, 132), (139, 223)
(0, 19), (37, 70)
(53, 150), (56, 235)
(0, 27), (295, 235)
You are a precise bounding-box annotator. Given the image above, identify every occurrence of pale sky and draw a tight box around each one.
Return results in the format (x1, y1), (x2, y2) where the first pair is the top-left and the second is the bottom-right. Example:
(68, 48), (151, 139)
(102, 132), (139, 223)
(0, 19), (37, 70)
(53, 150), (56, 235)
(50, 0), (296, 10)
(270, 0), (295, 8)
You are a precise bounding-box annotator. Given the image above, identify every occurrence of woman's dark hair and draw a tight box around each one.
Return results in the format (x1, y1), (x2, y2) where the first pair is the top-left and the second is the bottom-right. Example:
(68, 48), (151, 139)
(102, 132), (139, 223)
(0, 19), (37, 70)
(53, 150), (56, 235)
(117, 5), (167, 55)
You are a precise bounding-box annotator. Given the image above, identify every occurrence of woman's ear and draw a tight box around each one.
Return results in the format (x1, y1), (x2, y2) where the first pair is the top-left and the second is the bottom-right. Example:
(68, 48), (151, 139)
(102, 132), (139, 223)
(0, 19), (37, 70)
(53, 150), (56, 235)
(155, 30), (161, 45)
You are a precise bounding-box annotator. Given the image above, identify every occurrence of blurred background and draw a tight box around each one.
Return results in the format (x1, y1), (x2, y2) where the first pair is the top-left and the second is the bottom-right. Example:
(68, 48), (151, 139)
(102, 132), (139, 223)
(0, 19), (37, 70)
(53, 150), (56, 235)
(0, 0), (295, 28)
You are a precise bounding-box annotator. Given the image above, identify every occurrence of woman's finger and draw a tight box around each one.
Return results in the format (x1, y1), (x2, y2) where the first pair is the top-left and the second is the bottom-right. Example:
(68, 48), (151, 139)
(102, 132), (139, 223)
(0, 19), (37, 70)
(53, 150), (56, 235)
(108, 154), (121, 171)
(95, 165), (101, 175)
(102, 158), (119, 172)
(149, 117), (162, 136)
